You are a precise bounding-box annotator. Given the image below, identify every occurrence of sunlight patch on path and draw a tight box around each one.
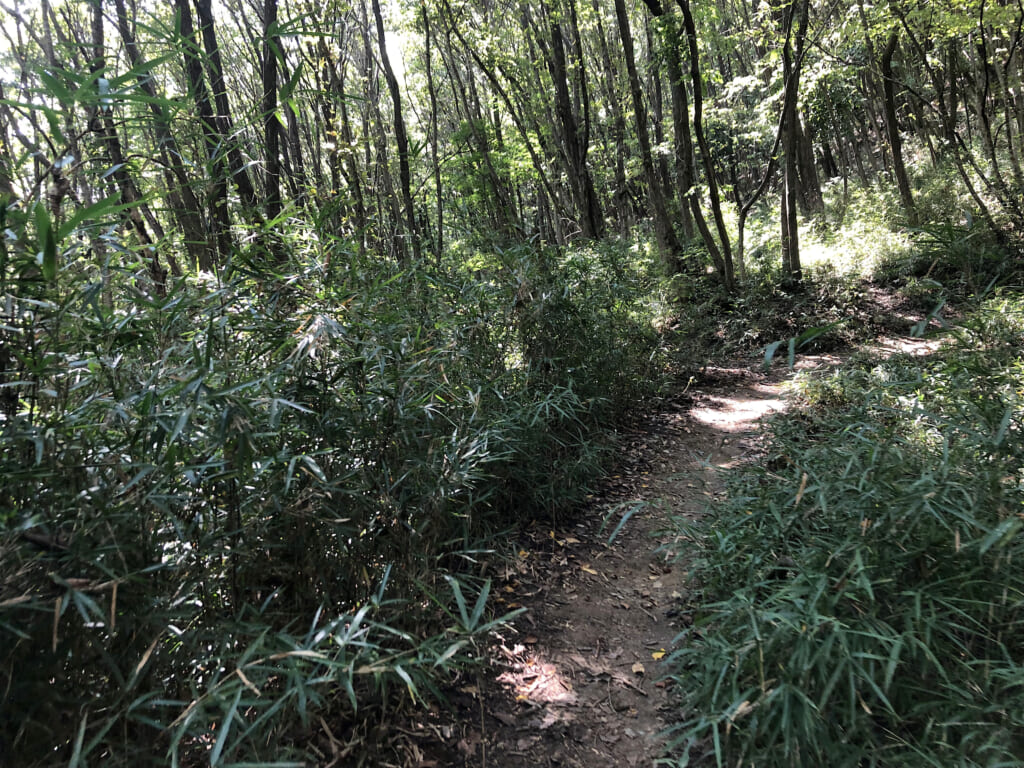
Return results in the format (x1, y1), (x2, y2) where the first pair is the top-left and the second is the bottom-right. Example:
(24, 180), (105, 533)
(495, 645), (577, 706)
(690, 384), (786, 433)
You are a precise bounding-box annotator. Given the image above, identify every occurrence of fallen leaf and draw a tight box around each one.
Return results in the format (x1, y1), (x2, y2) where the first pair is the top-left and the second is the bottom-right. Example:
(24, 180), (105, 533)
(580, 565), (598, 575)
(651, 650), (666, 660)
(632, 662), (645, 675)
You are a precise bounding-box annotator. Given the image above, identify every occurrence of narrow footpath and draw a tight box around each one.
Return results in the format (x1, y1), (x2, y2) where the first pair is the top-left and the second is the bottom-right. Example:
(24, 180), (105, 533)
(389, 338), (940, 768)
(401, 358), (810, 768)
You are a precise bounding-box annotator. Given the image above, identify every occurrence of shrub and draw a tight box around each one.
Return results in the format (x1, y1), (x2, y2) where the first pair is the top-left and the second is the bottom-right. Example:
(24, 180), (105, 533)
(0, 201), (662, 764)
(666, 299), (1024, 767)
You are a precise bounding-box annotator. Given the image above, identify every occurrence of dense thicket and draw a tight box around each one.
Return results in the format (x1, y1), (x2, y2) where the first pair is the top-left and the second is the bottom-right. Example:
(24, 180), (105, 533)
(670, 303), (1024, 766)
(0, 0), (1021, 763)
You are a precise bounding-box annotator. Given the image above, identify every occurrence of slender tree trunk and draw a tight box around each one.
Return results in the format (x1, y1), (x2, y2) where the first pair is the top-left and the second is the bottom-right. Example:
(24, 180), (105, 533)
(592, 0), (631, 233)
(971, 3), (1024, 226)
(678, 0), (735, 290)
(441, 0), (563, 224)
(614, 0), (682, 272)
(646, 17), (674, 202)
(90, 0), (172, 292)
(661, 20), (697, 240)
(780, 0), (809, 286)
(422, 0), (443, 261)
(195, 0), (261, 217)
(279, 55), (308, 209)
(262, 0), (282, 224)
(541, 0), (603, 238)
(881, 31), (917, 224)
(372, 0), (420, 263)
(796, 115), (824, 213)
(321, 38), (368, 255)
(176, 0), (233, 268)
(113, 0), (205, 272)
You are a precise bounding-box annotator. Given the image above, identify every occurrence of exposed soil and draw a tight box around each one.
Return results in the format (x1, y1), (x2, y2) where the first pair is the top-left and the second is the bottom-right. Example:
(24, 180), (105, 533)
(384, 360), (790, 768)
(383, 337), (943, 768)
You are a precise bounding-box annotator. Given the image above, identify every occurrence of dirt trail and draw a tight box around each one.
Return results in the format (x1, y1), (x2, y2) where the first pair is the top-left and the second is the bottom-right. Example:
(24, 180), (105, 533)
(397, 360), (795, 768)
(399, 342), (943, 768)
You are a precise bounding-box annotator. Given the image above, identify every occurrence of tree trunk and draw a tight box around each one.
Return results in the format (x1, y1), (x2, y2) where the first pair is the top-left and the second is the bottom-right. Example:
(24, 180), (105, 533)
(176, 0), (233, 268)
(614, 0), (683, 272)
(780, 0), (809, 286)
(678, 0), (735, 291)
(881, 31), (917, 224)
(422, 0), (444, 261)
(195, 0), (261, 218)
(441, 0), (563, 226)
(591, 0), (632, 233)
(541, 0), (603, 238)
(796, 115), (824, 213)
(113, 0), (207, 272)
(261, 0), (282, 224)
(372, 0), (420, 263)
(90, 0), (172, 292)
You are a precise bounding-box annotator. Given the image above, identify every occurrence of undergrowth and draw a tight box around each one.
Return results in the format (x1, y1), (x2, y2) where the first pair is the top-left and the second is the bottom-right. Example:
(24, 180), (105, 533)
(666, 294), (1024, 766)
(0, 194), (664, 765)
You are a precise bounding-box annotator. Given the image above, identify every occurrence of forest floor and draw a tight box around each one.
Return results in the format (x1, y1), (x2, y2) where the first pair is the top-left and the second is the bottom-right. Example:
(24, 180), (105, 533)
(379, 334), (942, 768)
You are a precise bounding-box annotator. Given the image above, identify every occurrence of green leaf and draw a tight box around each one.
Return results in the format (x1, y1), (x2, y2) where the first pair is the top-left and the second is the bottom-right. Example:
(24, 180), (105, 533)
(210, 688), (243, 766)
(433, 641), (467, 668)
(764, 339), (784, 367)
(67, 711), (88, 768)
(445, 575), (470, 630)
(979, 517), (1023, 556)
(38, 69), (74, 105)
(58, 194), (129, 239)
(279, 61), (303, 103)
(34, 202), (57, 281)
(393, 664), (418, 703)
(470, 579), (491, 630)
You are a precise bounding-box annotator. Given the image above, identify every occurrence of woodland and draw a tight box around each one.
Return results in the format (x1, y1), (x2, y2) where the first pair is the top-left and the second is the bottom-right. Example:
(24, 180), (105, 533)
(0, 0), (1022, 764)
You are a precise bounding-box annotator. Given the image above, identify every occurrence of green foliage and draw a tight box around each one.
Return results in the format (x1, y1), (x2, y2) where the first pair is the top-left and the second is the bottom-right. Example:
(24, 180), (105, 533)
(909, 217), (1008, 295)
(665, 300), (1024, 766)
(804, 182), (916, 275)
(0, 186), (661, 764)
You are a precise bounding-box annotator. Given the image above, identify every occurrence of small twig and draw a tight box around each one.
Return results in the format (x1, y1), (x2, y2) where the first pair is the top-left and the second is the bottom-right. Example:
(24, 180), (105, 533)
(478, 672), (487, 768)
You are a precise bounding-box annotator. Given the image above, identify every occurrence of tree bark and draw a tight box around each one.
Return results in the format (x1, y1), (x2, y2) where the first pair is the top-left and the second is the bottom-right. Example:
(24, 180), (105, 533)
(422, 0), (444, 261)
(90, 0), (172, 291)
(261, 0), (282, 224)
(176, 0), (233, 268)
(194, 0), (261, 217)
(113, 0), (206, 272)
(677, 0), (735, 291)
(541, 0), (603, 238)
(779, 0), (808, 286)
(372, 0), (420, 263)
(614, 0), (683, 272)
(881, 31), (917, 224)
(591, 0), (631, 233)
